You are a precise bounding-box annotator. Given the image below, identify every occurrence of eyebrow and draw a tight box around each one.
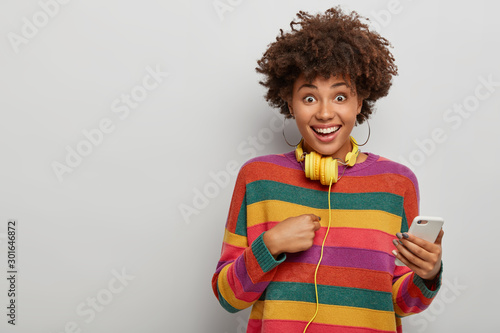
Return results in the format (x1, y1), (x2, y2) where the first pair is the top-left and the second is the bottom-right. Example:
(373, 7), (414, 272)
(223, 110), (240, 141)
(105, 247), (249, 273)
(297, 82), (349, 92)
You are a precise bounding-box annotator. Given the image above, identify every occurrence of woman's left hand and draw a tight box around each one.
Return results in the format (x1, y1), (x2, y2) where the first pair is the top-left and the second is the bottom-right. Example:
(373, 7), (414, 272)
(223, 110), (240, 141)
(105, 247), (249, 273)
(392, 229), (444, 281)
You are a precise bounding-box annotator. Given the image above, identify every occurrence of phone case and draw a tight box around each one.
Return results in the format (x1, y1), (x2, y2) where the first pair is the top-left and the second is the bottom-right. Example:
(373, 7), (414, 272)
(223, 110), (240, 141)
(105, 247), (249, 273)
(395, 216), (444, 266)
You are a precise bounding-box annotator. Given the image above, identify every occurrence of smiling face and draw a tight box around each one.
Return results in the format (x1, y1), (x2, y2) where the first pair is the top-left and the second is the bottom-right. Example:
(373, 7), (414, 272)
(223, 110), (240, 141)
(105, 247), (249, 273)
(288, 74), (363, 161)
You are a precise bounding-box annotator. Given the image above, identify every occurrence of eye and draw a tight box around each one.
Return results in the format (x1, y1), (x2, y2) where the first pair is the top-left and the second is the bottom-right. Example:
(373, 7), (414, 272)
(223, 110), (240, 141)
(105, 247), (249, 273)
(304, 96), (316, 103)
(335, 95), (346, 102)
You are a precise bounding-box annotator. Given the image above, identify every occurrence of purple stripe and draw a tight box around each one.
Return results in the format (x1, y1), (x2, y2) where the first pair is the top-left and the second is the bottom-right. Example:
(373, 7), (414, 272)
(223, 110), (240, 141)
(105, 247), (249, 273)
(242, 153), (302, 171)
(344, 154), (419, 204)
(285, 245), (394, 273)
(215, 260), (231, 274)
(234, 255), (269, 293)
(399, 276), (428, 311)
(353, 158), (418, 185)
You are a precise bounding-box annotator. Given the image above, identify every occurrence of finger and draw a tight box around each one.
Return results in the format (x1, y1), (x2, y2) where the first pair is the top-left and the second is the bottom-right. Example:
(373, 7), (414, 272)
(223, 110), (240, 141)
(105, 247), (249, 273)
(399, 232), (438, 252)
(435, 229), (444, 245)
(392, 238), (428, 267)
(397, 237), (434, 262)
(393, 246), (440, 280)
(312, 221), (321, 231)
(304, 214), (321, 222)
(392, 249), (423, 274)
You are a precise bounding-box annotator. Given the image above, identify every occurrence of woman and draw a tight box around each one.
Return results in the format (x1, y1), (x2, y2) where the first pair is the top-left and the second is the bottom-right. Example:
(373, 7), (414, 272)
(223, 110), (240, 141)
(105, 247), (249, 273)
(212, 6), (443, 332)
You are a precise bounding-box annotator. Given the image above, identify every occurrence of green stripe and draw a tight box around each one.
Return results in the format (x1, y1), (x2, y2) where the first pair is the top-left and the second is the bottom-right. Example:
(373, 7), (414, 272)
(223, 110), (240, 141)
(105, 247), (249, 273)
(261, 281), (393, 312)
(234, 194), (247, 237)
(400, 213), (409, 233)
(247, 180), (404, 216)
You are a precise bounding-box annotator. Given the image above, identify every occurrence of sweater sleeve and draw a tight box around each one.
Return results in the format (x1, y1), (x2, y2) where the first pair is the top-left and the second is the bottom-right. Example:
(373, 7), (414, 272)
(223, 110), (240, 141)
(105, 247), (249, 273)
(392, 171), (443, 317)
(211, 163), (286, 313)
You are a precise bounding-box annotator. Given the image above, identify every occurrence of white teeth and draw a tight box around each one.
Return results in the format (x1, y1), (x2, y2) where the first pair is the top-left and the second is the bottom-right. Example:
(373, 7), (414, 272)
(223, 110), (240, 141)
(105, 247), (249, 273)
(314, 126), (339, 134)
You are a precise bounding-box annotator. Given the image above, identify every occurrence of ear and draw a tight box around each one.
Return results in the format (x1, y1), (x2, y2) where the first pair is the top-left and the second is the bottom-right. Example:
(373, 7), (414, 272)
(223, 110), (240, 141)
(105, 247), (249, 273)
(356, 98), (363, 114)
(287, 101), (294, 117)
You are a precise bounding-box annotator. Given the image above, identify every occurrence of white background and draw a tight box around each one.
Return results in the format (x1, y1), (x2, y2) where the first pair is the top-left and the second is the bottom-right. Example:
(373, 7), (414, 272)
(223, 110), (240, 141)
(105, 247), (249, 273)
(0, 0), (499, 332)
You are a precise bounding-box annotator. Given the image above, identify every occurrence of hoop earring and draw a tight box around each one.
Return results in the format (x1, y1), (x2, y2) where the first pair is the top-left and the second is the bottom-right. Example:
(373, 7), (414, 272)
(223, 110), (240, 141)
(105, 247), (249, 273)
(356, 113), (371, 146)
(282, 117), (301, 147)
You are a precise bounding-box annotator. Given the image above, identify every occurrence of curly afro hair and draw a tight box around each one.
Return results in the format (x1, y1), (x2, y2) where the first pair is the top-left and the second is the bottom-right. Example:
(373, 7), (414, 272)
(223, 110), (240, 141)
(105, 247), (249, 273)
(256, 6), (398, 124)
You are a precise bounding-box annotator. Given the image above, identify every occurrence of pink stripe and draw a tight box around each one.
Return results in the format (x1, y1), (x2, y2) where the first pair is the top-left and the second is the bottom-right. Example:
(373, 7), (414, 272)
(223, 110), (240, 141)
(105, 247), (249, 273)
(219, 242), (245, 262)
(247, 319), (395, 333)
(247, 222), (278, 241)
(249, 224), (398, 255)
(315, 227), (397, 253)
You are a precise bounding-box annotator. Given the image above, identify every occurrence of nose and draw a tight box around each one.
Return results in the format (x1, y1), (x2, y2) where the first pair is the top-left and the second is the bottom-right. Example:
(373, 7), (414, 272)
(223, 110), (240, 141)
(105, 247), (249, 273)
(316, 101), (335, 121)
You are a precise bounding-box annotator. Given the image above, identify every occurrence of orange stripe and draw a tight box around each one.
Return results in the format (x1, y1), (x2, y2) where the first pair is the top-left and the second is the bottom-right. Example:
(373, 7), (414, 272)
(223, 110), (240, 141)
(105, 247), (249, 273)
(245, 247), (264, 279)
(245, 246), (279, 284)
(225, 172), (247, 234)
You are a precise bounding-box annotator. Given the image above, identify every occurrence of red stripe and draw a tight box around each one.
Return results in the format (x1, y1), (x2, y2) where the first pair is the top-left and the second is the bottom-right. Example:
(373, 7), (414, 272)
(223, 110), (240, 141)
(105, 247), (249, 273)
(273, 262), (392, 292)
(244, 245), (276, 284)
(407, 279), (434, 305)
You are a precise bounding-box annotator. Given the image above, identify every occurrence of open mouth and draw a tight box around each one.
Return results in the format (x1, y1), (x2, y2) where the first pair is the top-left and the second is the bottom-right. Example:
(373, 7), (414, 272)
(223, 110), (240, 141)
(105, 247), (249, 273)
(312, 126), (341, 136)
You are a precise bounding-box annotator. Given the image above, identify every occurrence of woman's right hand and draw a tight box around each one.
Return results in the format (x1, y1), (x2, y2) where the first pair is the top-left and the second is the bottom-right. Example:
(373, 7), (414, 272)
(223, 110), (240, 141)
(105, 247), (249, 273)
(263, 214), (321, 258)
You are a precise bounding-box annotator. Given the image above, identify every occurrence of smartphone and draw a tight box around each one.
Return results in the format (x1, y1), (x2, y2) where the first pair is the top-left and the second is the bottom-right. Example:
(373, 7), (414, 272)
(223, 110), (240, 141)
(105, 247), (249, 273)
(395, 216), (444, 266)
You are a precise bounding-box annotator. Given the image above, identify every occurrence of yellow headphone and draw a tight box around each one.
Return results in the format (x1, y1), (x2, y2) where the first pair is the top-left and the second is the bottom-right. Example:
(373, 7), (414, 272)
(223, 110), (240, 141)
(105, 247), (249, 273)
(294, 136), (359, 185)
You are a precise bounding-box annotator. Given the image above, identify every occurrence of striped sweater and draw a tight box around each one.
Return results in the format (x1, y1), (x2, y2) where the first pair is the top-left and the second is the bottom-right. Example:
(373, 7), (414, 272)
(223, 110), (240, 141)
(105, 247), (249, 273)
(212, 151), (442, 332)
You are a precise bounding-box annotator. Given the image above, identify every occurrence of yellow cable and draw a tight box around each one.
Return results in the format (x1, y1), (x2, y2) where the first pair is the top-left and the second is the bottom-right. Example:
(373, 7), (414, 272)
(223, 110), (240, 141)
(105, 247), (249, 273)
(303, 176), (334, 333)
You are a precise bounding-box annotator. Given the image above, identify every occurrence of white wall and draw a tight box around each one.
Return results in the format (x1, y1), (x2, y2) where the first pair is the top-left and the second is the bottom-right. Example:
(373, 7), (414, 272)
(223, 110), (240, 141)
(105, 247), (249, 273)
(0, 0), (498, 332)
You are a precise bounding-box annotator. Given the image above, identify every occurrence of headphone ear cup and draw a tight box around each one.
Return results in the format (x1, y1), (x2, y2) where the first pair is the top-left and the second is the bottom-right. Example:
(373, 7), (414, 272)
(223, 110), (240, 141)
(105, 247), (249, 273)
(312, 152), (322, 181)
(320, 157), (338, 185)
(305, 151), (321, 181)
(304, 152), (312, 180)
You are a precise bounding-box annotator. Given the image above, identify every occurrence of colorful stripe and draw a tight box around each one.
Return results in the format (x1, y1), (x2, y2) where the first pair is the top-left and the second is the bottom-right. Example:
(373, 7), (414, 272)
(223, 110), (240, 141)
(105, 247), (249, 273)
(262, 281), (393, 311)
(250, 300), (397, 331)
(212, 151), (442, 332)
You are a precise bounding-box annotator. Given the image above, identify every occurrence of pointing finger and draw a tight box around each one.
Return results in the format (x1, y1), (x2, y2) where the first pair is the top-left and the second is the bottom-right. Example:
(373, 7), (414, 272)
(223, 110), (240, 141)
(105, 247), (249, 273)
(304, 214), (321, 222)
